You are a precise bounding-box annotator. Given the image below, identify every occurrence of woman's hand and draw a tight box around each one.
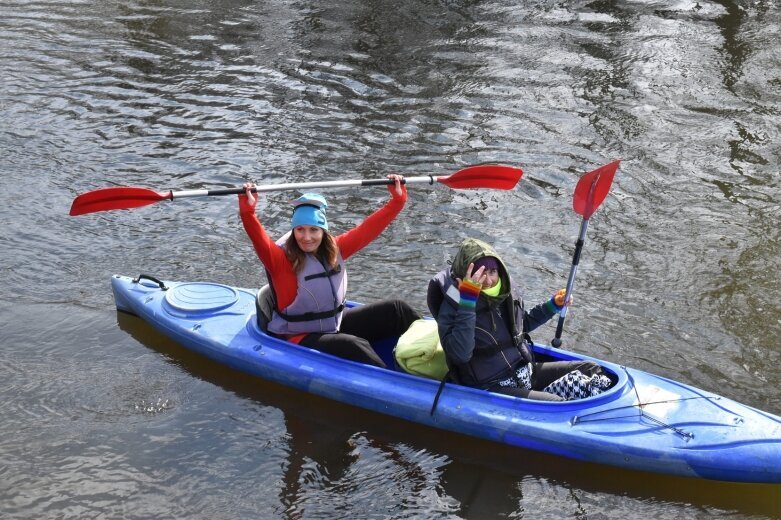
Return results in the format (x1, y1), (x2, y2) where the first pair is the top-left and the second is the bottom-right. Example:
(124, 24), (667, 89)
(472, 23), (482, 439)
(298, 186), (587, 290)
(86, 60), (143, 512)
(387, 174), (407, 200)
(462, 262), (489, 288)
(457, 262), (487, 309)
(240, 182), (257, 210)
(551, 288), (574, 310)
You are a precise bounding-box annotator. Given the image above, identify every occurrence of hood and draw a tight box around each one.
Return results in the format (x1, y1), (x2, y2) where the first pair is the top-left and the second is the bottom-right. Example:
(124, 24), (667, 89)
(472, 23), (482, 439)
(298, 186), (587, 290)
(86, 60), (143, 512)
(450, 238), (512, 299)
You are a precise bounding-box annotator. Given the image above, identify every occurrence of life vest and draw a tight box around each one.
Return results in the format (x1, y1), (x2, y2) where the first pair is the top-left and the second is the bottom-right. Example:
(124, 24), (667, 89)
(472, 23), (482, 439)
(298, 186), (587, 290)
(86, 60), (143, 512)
(266, 233), (347, 335)
(428, 269), (534, 388)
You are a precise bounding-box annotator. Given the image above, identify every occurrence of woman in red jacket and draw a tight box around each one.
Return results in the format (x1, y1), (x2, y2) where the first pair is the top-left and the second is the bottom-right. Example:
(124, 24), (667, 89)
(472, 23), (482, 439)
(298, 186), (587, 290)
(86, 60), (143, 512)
(239, 175), (420, 367)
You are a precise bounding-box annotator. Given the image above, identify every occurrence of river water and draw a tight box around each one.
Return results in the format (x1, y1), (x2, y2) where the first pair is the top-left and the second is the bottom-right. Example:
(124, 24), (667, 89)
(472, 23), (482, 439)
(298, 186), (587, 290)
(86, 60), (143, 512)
(1, 0), (779, 518)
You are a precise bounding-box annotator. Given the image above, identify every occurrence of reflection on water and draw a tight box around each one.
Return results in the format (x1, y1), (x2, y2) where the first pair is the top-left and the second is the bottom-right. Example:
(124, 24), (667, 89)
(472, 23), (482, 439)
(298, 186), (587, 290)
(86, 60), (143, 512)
(2, 0), (781, 517)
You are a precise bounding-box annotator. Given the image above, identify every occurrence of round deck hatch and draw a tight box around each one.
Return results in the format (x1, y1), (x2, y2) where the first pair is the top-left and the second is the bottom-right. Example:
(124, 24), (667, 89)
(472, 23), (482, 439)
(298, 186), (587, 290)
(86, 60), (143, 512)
(164, 282), (238, 313)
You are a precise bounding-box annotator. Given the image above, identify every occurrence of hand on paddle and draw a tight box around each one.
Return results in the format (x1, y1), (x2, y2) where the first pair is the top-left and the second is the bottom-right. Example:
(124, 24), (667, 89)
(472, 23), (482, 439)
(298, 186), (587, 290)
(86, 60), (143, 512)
(552, 288), (574, 309)
(387, 174), (406, 200)
(240, 182), (257, 211)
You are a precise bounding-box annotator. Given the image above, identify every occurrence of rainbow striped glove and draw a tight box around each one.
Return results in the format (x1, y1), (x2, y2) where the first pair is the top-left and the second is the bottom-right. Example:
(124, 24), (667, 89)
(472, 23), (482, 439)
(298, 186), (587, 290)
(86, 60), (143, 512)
(458, 279), (482, 309)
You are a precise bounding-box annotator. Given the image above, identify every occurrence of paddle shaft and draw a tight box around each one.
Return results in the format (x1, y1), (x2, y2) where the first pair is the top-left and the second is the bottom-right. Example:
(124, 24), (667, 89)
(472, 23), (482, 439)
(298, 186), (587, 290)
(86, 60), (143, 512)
(171, 176), (439, 200)
(551, 217), (589, 348)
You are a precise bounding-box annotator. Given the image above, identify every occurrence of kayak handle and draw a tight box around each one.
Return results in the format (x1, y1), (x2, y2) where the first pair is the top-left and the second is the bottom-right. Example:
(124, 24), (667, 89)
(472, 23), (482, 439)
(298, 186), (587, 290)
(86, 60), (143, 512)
(132, 274), (168, 291)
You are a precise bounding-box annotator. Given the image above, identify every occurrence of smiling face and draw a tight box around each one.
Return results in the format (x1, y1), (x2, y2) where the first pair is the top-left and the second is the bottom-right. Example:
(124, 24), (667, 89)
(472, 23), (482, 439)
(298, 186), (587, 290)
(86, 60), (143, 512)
(293, 225), (324, 253)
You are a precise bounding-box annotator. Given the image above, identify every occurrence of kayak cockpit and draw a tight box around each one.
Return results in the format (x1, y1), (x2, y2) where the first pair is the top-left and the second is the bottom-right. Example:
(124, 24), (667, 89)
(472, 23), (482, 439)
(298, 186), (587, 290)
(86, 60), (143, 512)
(248, 285), (626, 403)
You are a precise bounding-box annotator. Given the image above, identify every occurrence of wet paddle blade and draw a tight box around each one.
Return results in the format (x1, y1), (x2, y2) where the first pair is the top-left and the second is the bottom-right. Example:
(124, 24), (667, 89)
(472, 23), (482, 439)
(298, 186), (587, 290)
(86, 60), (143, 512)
(573, 160), (620, 218)
(437, 164), (523, 190)
(69, 187), (172, 216)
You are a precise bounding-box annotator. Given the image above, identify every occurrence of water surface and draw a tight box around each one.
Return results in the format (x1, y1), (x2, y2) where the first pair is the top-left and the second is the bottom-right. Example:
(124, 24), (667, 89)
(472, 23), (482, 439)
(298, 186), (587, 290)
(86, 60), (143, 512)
(1, 0), (779, 518)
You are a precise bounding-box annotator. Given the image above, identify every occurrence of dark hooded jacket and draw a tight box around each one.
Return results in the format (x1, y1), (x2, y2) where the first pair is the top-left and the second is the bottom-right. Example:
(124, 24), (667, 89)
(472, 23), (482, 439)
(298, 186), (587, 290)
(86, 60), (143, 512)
(427, 238), (558, 388)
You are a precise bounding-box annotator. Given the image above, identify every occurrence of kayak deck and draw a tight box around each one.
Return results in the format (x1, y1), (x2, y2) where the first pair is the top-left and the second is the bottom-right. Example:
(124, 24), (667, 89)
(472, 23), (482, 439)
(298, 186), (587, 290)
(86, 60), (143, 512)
(111, 274), (781, 483)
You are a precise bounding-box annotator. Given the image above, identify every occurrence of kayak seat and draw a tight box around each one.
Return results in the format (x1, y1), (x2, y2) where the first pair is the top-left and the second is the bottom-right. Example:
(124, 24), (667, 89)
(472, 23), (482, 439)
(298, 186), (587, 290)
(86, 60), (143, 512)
(255, 285), (275, 332)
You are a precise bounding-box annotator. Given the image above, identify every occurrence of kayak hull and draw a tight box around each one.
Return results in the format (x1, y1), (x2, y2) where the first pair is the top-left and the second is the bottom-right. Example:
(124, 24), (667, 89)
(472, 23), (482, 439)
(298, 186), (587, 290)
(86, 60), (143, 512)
(111, 275), (781, 483)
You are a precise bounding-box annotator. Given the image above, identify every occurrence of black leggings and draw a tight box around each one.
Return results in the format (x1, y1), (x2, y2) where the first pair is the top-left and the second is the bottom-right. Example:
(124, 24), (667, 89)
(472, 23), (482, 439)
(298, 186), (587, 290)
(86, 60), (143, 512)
(298, 299), (421, 368)
(488, 360), (604, 401)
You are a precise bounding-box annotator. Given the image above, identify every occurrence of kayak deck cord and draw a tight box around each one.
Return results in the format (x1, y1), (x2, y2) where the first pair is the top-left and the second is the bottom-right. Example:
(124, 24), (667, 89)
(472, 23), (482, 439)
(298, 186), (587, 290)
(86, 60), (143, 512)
(570, 367), (708, 440)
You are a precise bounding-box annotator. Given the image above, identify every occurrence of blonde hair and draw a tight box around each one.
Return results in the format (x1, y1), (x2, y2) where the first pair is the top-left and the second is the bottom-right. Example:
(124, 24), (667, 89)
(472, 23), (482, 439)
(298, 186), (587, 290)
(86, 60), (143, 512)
(285, 231), (338, 274)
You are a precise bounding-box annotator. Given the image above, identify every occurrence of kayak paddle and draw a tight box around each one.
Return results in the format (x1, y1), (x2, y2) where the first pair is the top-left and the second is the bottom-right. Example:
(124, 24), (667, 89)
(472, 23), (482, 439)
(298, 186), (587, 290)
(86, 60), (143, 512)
(69, 164), (523, 216)
(551, 160), (620, 348)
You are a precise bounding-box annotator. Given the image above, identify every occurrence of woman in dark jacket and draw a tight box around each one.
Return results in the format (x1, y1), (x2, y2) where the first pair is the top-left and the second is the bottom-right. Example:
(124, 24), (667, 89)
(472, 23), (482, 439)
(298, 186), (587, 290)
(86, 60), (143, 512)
(428, 238), (611, 401)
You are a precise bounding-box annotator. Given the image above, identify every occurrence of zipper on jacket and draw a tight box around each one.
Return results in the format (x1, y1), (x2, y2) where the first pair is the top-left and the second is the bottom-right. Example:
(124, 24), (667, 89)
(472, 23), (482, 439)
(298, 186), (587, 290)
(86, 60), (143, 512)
(476, 326), (514, 373)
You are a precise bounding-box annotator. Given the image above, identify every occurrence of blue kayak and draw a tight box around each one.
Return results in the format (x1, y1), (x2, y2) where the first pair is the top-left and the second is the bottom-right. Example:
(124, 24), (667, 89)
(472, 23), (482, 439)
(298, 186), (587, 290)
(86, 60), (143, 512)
(111, 274), (781, 484)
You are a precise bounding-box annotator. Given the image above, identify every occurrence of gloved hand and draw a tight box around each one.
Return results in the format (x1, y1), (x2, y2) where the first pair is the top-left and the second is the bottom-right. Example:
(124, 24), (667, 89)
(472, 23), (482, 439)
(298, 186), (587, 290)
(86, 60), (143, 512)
(551, 288), (573, 310)
(458, 278), (482, 309)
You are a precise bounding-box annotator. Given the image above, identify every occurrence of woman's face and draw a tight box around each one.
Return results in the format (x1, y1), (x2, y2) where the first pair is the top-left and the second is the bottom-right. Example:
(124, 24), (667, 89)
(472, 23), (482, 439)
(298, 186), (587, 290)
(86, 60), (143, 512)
(293, 225), (324, 253)
(481, 268), (500, 289)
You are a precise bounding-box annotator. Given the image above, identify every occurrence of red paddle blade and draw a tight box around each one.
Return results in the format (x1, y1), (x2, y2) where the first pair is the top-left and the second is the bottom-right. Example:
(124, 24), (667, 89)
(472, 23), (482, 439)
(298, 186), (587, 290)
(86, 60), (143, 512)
(438, 164), (523, 190)
(69, 187), (172, 216)
(573, 160), (620, 218)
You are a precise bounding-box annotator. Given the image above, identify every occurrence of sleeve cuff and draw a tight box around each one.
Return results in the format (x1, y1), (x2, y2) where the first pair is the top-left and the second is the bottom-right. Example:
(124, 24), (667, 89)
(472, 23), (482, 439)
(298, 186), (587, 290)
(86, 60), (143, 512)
(545, 298), (562, 313)
(459, 279), (481, 308)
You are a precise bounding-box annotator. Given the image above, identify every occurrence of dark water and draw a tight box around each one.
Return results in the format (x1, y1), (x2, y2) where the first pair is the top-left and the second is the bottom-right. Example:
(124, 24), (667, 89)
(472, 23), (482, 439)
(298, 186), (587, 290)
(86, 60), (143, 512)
(2, 0), (780, 518)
